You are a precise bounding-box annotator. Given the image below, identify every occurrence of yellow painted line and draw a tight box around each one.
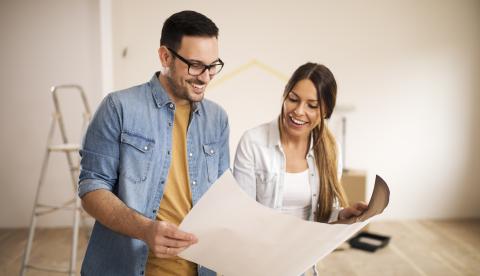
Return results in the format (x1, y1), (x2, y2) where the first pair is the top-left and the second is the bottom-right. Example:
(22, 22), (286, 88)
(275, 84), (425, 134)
(208, 59), (288, 90)
(253, 60), (289, 81)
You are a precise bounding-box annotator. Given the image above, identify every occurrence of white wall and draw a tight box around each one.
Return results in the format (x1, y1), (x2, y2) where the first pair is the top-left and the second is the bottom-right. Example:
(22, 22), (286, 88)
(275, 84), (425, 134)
(0, 0), (478, 228)
(0, 0), (102, 227)
(110, 0), (480, 220)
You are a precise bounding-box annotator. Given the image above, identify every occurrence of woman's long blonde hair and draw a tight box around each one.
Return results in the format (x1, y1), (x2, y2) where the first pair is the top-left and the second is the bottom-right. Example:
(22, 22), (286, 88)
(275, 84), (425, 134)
(279, 62), (348, 222)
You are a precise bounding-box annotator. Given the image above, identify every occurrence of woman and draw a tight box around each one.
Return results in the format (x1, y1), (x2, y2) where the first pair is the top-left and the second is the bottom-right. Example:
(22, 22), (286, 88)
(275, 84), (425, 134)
(233, 62), (367, 274)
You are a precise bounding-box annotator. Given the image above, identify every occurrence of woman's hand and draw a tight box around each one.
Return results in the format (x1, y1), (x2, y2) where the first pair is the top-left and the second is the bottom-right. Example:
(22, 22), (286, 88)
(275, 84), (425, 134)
(338, 202), (368, 221)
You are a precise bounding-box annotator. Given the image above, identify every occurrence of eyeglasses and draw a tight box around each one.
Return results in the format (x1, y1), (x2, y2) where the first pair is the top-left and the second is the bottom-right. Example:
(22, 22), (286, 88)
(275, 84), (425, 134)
(167, 47), (224, 76)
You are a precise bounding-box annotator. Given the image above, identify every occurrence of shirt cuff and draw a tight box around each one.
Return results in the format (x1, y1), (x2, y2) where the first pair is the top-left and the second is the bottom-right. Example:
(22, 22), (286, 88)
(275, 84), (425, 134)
(328, 207), (343, 223)
(78, 178), (113, 198)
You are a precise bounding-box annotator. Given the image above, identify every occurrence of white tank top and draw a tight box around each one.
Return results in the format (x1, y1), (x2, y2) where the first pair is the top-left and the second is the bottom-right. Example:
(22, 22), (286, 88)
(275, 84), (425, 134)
(281, 170), (311, 220)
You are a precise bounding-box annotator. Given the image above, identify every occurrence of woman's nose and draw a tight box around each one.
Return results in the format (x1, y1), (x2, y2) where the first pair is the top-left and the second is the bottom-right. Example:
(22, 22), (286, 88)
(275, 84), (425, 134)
(293, 104), (305, 115)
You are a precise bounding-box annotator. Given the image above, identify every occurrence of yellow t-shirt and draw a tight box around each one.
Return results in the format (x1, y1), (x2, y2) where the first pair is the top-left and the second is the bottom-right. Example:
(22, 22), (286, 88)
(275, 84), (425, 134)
(146, 103), (197, 276)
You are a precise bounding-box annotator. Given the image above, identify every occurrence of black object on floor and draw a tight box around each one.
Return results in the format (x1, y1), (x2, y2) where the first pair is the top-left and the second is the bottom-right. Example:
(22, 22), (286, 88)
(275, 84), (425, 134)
(348, 231), (391, 252)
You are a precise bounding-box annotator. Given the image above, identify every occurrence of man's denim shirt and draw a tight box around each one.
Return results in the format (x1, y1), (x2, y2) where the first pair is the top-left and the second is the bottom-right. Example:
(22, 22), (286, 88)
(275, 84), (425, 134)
(78, 73), (229, 276)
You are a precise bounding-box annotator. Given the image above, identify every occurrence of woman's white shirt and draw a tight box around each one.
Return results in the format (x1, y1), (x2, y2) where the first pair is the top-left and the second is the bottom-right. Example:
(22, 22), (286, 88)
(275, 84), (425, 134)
(281, 170), (311, 220)
(233, 119), (342, 223)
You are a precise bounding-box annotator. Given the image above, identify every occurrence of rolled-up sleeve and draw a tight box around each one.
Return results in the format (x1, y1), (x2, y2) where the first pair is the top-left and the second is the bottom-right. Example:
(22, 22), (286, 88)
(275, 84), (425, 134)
(78, 94), (121, 198)
(328, 198), (342, 223)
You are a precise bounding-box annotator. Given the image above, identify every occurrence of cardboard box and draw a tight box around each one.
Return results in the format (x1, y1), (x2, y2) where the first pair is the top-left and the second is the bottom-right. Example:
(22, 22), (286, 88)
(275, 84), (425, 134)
(342, 169), (367, 205)
(341, 169), (368, 230)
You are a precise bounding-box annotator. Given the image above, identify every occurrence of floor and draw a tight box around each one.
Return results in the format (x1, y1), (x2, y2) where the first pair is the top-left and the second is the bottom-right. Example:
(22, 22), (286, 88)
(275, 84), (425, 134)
(1, 219), (479, 275)
(315, 220), (480, 276)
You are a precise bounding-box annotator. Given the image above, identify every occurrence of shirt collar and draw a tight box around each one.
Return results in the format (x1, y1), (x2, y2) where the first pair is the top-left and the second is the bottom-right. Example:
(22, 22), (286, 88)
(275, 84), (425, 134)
(149, 72), (200, 114)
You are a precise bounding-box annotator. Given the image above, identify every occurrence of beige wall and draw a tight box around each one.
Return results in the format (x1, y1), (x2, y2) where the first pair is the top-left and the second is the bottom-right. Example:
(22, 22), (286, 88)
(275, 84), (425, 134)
(0, 0), (102, 227)
(111, 0), (480, 220)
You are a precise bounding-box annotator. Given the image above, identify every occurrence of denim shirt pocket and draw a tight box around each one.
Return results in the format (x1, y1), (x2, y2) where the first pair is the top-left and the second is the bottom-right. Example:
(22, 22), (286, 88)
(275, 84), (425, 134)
(119, 131), (155, 183)
(203, 142), (219, 183)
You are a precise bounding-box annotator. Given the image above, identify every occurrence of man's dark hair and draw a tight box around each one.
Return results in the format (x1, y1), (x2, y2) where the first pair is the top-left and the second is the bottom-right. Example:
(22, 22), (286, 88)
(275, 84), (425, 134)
(160, 10), (219, 51)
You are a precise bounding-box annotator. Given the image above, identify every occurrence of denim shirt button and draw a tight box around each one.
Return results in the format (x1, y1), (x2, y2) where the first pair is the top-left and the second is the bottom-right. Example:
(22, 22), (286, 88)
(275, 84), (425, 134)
(167, 150), (170, 155)
(141, 176), (146, 181)
(144, 146), (148, 151)
(169, 103), (174, 109)
(189, 152), (193, 157)
(168, 122), (172, 127)
(192, 181), (196, 185)
(210, 149), (214, 154)
(161, 180), (165, 184)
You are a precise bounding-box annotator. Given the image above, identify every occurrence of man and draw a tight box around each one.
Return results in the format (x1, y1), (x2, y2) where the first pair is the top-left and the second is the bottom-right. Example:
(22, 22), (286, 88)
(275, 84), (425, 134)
(78, 11), (229, 276)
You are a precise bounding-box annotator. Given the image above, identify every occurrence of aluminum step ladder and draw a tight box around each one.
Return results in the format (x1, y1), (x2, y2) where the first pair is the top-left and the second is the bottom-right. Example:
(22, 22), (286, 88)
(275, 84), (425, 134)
(20, 85), (91, 276)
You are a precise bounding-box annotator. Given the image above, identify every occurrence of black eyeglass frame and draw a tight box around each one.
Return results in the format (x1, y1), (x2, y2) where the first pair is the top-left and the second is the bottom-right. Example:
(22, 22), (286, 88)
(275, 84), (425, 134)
(166, 47), (224, 76)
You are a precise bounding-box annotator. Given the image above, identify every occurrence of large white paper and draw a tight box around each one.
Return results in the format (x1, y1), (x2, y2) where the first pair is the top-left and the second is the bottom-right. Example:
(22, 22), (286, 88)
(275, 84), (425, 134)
(179, 171), (389, 276)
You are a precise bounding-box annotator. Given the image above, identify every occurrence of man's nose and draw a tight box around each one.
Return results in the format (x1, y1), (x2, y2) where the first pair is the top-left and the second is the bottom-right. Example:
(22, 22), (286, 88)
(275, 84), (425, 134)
(197, 69), (211, 83)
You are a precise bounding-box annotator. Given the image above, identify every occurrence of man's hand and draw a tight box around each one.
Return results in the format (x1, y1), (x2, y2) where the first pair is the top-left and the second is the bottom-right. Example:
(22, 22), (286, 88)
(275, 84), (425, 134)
(81, 190), (198, 258)
(338, 201), (368, 221)
(144, 220), (198, 258)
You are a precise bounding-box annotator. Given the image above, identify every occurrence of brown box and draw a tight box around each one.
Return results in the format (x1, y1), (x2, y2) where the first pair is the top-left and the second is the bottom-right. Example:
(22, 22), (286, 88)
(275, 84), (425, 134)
(342, 169), (367, 205)
(341, 169), (368, 230)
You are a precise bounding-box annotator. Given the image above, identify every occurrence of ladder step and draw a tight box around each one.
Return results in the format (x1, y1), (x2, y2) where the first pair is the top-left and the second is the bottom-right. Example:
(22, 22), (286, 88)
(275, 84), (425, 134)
(35, 201), (77, 216)
(25, 264), (72, 274)
(48, 143), (80, 152)
(20, 84), (90, 276)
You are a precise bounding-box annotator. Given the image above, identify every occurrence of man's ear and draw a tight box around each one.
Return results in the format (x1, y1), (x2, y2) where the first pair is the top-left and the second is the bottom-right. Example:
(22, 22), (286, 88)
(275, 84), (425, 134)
(158, 46), (170, 68)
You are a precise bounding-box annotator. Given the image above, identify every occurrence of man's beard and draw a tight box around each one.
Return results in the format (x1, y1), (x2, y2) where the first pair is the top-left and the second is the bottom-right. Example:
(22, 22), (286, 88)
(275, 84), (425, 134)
(166, 64), (205, 103)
